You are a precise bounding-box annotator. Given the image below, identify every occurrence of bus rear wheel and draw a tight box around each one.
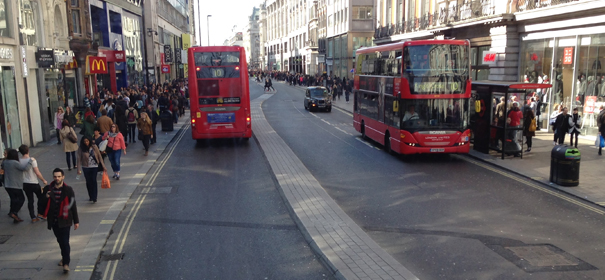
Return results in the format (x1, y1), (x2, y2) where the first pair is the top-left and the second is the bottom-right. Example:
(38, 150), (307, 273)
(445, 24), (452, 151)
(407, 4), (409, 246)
(384, 133), (392, 154)
(361, 121), (366, 139)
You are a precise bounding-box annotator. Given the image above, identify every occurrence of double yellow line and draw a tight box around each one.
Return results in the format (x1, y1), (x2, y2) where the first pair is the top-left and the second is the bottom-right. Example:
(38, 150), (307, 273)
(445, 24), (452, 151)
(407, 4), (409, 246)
(460, 156), (605, 215)
(102, 124), (189, 280)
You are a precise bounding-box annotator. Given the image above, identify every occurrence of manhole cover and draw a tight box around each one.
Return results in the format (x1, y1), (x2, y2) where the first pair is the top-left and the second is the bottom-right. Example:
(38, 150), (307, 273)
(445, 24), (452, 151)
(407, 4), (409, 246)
(0, 235), (11, 244)
(507, 245), (578, 266)
(488, 244), (596, 273)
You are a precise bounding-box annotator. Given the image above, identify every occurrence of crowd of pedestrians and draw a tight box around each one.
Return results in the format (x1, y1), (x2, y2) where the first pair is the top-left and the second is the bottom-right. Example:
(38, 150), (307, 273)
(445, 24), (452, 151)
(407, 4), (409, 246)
(0, 79), (189, 273)
(251, 70), (354, 103)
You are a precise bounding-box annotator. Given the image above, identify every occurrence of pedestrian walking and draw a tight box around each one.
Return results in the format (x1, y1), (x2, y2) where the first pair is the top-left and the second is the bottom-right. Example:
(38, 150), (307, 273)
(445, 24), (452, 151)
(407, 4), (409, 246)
(81, 115), (96, 140)
(43, 168), (79, 273)
(77, 136), (106, 203)
(554, 107), (570, 145)
(137, 112), (153, 156)
(54, 107), (65, 145)
(126, 105), (139, 143)
(96, 109), (114, 134)
(523, 106), (536, 152)
(64, 106), (77, 128)
(18, 145), (48, 222)
(550, 104), (562, 145)
(59, 120), (79, 171)
(568, 107), (582, 148)
(147, 104), (158, 144)
(103, 124), (126, 180)
(3, 149), (33, 223)
(598, 105), (605, 155)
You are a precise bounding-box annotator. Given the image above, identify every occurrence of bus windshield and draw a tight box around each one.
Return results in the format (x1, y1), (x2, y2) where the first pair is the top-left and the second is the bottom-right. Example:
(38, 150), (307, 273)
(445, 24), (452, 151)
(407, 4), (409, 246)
(194, 52), (240, 66)
(400, 98), (469, 131)
(403, 44), (469, 94)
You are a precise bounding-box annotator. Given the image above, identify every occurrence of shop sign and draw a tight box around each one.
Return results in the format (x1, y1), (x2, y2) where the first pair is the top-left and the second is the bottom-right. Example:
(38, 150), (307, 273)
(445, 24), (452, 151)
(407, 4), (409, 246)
(54, 50), (74, 65)
(35, 49), (54, 68)
(164, 45), (173, 63)
(482, 51), (498, 66)
(182, 34), (191, 50)
(98, 49), (126, 62)
(161, 64), (170, 73)
(584, 96), (598, 114)
(181, 50), (187, 64)
(175, 48), (182, 64)
(0, 47), (13, 60)
(20, 46), (27, 78)
(86, 56), (108, 74)
(563, 47), (574, 64)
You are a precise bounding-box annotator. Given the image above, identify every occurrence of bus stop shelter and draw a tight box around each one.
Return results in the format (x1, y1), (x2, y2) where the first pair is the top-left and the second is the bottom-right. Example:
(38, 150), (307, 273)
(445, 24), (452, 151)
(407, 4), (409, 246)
(471, 81), (552, 159)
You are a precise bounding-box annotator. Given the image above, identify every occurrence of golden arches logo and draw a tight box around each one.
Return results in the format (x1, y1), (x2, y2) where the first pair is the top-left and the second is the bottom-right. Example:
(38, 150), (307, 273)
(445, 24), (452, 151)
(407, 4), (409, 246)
(91, 59), (106, 71)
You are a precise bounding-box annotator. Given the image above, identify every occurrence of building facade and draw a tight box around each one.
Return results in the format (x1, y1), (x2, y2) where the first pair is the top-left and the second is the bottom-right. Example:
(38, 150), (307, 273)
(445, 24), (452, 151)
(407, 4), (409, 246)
(374, 0), (605, 139)
(243, 7), (261, 70)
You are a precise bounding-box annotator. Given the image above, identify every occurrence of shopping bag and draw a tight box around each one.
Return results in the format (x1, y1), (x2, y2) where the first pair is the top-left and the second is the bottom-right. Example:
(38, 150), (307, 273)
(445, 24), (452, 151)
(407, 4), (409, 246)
(101, 171), (111, 189)
(601, 135), (605, 148)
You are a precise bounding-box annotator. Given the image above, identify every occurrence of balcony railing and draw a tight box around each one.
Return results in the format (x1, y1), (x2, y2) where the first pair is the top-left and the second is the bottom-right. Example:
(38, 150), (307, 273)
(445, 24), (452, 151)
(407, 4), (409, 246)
(375, 0), (497, 40)
(516, 0), (578, 12)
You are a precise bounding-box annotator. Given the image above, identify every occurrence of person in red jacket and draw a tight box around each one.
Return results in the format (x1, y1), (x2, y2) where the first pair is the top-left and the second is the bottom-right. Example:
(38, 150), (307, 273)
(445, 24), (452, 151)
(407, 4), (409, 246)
(43, 168), (79, 273)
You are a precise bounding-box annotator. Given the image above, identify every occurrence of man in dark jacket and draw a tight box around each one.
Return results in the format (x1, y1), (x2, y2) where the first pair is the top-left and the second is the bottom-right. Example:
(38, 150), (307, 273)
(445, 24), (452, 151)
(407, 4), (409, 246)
(554, 107), (570, 145)
(43, 168), (79, 273)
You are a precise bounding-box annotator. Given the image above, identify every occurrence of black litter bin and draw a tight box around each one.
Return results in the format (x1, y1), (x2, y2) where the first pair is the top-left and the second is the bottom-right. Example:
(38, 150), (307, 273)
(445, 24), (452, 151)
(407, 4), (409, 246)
(160, 111), (173, 131)
(550, 144), (580, 186)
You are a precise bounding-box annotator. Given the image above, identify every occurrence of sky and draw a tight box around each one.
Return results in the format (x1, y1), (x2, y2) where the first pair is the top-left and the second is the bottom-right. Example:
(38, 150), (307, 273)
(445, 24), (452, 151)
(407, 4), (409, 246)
(194, 0), (260, 46)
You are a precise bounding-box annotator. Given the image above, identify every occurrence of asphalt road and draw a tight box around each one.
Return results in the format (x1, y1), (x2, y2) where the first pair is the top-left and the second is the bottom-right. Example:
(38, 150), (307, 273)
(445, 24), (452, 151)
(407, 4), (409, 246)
(262, 80), (605, 280)
(93, 86), (334, 279)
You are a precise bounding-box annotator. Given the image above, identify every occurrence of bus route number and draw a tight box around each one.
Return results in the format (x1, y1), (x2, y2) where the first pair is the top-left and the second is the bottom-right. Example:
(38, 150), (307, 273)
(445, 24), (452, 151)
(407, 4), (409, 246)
(212, 68), (224, 77)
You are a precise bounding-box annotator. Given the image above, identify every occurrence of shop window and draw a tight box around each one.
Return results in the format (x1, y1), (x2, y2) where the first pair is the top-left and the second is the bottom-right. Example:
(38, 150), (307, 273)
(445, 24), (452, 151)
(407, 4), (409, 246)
(0, 0), (11, 38)
(519, 38), (553, 130)
(470, 46), (490, 81)
(0, 66), (22, 154)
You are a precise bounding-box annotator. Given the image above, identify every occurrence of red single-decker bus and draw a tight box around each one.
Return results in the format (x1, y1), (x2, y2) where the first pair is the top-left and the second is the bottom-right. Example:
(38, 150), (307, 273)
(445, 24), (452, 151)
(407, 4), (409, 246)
(188, 46), (252, 140)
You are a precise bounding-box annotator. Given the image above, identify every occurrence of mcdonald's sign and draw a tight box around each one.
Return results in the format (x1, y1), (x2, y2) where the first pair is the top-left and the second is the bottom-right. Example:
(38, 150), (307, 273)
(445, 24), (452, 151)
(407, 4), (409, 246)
(86, 56), (108, 74)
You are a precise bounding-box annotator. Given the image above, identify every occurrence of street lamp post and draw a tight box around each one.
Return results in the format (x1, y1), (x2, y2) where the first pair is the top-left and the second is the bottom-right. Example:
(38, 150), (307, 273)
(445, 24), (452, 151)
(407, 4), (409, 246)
(207, 15), (212, 46)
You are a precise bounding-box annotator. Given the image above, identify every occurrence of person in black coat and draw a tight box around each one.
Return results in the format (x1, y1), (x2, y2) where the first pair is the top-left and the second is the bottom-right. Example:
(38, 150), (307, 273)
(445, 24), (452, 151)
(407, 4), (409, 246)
(42, 168), (79, 273)
(146, 104), (159, 144)
(554, 107), (570, 145)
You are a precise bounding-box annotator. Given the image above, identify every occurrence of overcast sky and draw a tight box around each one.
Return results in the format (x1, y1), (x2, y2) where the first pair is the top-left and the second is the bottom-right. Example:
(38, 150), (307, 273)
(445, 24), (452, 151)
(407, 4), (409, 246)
(194, 0), (260, 46)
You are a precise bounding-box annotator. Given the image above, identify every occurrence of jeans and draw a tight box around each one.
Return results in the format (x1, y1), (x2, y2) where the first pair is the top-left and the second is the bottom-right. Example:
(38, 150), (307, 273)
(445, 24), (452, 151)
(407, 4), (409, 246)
(82, 167), (98, 202)
(128, 124), (137, 142)
(23, 183), (43, 219)
(52, 224), (71, 265)
(173, 111), (179, 123)
(570, 131), (580, 147)
(151, 124), (157, 143)
(142, 135), (151, 152)
(5, 188), (25, 215)
(65, 151), (76, 169)
(107, 149), (122, 172)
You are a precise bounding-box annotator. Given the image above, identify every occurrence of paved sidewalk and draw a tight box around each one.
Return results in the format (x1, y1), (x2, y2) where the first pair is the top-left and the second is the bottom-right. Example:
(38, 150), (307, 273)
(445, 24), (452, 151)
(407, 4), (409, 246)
(252, 92), (418, 280)
(0, 112), (189, 280)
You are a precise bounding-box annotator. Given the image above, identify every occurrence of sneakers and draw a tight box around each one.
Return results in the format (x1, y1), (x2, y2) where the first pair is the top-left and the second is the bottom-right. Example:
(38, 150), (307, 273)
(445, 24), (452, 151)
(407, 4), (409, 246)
(63, 264), (70, 273)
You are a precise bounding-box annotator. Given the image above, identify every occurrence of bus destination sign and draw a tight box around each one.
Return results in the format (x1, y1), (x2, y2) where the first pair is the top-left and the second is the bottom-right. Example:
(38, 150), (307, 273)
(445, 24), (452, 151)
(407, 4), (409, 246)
(414, 82), (461, 93)
(199, 97), (241, 105)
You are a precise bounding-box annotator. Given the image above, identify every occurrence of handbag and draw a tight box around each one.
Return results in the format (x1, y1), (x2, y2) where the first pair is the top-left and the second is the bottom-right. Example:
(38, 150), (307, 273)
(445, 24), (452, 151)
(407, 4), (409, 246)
(67, 128), (78, 143)
(101, 171), (111, 189)
(529, 118), (537, 132)
(600, 135), (605, 148)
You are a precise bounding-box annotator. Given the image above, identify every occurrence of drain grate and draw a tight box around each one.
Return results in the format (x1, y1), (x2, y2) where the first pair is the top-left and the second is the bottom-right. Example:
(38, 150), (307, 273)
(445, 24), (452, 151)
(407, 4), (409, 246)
(489, 244), (596, 273)
(102, 253), (125, 261)
(0, 235), (12, 244)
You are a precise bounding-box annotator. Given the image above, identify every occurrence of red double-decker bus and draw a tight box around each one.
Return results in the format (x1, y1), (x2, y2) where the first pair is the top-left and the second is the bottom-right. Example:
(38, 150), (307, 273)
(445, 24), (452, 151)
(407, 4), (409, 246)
(353, 40), (471, 154)
(188, 46), (252, 140)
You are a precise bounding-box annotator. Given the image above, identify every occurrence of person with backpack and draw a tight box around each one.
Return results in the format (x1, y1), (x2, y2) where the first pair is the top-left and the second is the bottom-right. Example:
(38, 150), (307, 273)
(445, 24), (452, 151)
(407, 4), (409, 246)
(523, 106), (536, 152)
(125, 105), (139, 143)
